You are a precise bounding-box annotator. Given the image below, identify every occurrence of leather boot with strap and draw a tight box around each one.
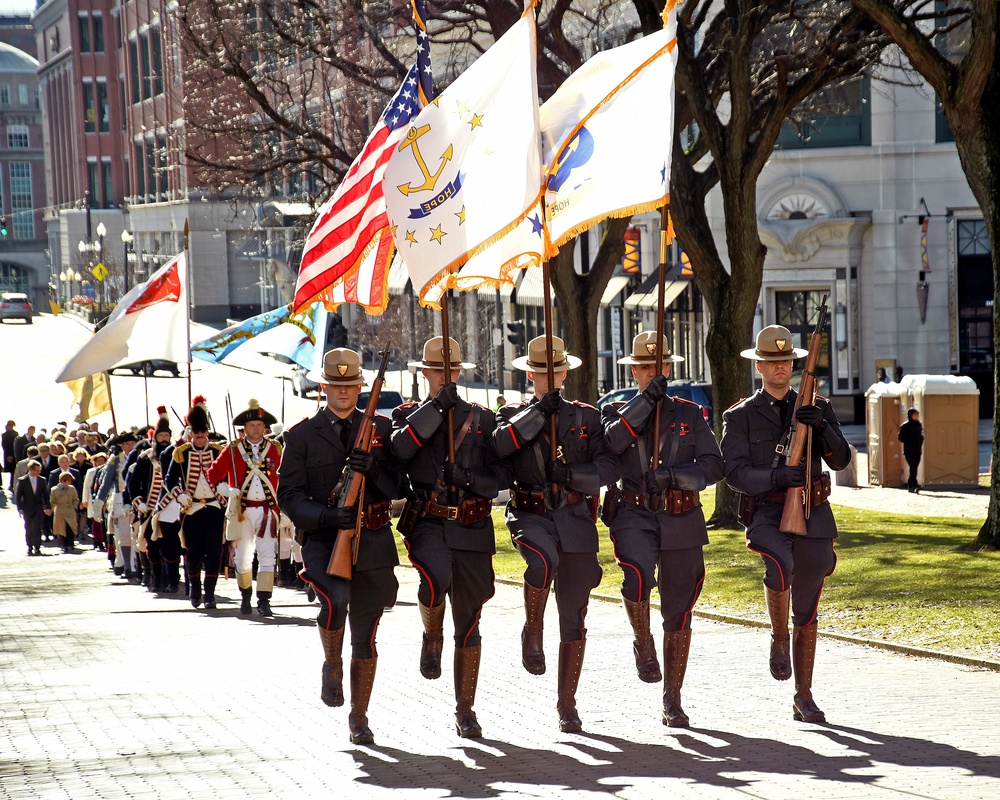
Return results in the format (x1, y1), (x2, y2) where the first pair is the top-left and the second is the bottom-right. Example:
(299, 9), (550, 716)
(662, 628), (692, 728)
(623, 597), (661, 683)
(454, 646), (482, 738)
(522, 582), (549, 675)
(419, 602), (445, 680)
(557, 638), (586, 733)
(765, 587), (792, 681)
(318, 624), (345, 707)
(792, 623), (826, 723)
(349, 658), (378, 744)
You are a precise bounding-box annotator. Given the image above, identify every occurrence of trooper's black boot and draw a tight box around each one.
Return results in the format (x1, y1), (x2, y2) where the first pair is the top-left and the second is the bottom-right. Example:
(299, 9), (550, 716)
(189, 576), (203, 608)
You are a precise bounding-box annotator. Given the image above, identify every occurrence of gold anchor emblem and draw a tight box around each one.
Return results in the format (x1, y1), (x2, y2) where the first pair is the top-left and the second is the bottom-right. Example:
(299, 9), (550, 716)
(396, 125), (454, 196)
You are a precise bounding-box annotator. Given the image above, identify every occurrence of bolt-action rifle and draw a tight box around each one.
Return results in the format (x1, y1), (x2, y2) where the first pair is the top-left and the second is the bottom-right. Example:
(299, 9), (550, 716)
(327, 348), (391, 578)
(779, 296), (828, 535)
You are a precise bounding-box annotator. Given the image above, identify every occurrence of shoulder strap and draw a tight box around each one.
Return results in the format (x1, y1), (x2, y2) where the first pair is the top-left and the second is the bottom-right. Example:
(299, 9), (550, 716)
(452, 406), (477, 452)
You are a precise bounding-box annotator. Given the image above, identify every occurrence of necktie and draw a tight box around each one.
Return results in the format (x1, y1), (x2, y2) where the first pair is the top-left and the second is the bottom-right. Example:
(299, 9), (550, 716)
(338, 419), (350, 448)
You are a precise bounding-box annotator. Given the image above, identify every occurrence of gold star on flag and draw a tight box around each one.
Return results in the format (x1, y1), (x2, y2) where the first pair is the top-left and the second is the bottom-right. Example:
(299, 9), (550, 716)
(405, 230), (417, 244)
(429, 224), (447, 244)
(455, 100), (470, 117)
(455, 206), (466, 225)
(469, 113), (484, 130)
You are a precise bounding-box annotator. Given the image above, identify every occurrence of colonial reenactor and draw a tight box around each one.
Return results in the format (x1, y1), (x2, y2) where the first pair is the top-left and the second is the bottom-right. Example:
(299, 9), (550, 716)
(493, 335), (618, 733)
(278, 349), (404, 745)
(720, 325), (851, 723)
(390, 336), (510, 739)
(81, 451), (108, 551)
(161, 397), (227, 609)
(207, 399), (282, 617)
(96, 431), (140, 581)
(126, 409), (173, 592)
(601, 332), (724, 727)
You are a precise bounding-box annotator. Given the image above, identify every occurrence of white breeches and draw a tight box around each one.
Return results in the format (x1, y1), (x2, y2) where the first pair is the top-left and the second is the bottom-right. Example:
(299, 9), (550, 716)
(233, 507), (277, 574)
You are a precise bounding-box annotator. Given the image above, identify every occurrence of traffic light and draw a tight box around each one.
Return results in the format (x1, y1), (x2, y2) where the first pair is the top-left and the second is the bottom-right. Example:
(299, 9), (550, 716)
(506, 320), (526, 349)
(0, 216), (7, 238)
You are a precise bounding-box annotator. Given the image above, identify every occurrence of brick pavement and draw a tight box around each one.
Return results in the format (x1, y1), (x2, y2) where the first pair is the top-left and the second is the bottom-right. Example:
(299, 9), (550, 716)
(1, 506), (999, 800)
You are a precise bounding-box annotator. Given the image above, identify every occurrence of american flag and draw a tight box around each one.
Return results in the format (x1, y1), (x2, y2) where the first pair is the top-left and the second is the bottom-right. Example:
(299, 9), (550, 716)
(294, 30), (430, 314)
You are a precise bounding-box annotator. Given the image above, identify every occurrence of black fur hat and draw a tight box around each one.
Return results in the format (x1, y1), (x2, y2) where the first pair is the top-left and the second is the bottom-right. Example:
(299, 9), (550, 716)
(186, 395), (210, 433)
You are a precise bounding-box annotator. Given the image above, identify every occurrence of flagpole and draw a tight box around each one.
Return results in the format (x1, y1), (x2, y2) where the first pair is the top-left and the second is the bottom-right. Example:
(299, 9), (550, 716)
(184, 220), (192, 408)
(651, 202), (670, 472)
(104, 371), (118, 433)
(541, 261), (561, 506)
(143, 372), (149, 426)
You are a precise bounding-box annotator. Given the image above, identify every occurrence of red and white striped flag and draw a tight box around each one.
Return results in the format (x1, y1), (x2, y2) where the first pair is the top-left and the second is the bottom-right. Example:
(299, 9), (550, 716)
(294, 43), (429, 315)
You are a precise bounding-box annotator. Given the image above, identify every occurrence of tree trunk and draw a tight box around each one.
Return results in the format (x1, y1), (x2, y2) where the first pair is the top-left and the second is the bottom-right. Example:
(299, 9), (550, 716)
(550, 218), (630, 404)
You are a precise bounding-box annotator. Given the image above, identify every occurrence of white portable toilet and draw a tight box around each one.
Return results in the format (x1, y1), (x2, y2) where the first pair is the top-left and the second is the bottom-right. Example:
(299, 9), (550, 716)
(899, 374), (980, 487)
(865, 381), (905, 487)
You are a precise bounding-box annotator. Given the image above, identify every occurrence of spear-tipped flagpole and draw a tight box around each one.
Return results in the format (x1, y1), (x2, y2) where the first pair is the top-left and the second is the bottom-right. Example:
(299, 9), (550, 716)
(184, 219), (192, 408)
(651, 203), (671, 473)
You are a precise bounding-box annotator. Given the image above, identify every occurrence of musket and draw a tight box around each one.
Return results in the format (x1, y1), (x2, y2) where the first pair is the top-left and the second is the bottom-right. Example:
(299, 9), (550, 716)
(327, 347), (391, 579)
(779, 295), (829, 535)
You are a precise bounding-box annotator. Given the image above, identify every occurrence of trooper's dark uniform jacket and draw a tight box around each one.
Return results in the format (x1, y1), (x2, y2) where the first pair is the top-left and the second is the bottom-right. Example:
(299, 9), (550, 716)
(602, 394), (723, 548)
(721, 389), (850, 537)
(278, 407), (403, 570)
(390, 396), (511, 552)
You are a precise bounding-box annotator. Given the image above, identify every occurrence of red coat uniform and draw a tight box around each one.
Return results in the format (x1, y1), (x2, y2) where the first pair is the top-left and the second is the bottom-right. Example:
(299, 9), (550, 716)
(206, 438), (282, 512)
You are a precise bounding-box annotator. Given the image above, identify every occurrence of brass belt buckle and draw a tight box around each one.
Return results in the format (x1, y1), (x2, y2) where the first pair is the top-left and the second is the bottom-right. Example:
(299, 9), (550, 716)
(446, 506), (459, 521)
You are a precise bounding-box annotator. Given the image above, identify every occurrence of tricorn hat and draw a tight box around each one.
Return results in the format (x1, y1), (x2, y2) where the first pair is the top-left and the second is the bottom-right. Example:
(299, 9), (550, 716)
(307, 348), (367, 386)
(107, 431), (138, 447)
(233, 398), (278, 428)
(407, 336), (475, 370)
(186, 395), (210, 433)
(740, 325), (809, 361)
(511, 335), (582, 372)
(154, 406), (171, 435)
(617, 331), (685, 365)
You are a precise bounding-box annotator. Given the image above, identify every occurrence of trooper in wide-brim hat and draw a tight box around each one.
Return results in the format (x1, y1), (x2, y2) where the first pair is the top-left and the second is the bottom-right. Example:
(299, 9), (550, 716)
(407, 336), (475, 371)
(511, 335), (582, 372)
(307, 348), (368, 386)
(740, 325), (809, 361)
(617, 331), (685, 366)
(232, 398), (278, 428)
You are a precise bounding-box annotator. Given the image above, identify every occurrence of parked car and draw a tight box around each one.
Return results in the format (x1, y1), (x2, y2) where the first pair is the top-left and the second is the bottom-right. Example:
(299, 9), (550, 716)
(109, 360), (180, 377)
(0, 292), (32, 323)
(597, 381), (714, 428)
(291, 365), (319, 397)
(357, 390), (405, 412)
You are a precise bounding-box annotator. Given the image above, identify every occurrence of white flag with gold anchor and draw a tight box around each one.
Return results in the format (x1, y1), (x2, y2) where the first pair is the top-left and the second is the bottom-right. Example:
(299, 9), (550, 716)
(384, 8), (543, 306)
(540, 5), (677, 252)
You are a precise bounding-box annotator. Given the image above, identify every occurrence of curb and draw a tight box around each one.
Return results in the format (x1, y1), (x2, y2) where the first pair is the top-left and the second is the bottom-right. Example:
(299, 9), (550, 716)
(494, 576), (1000, 674)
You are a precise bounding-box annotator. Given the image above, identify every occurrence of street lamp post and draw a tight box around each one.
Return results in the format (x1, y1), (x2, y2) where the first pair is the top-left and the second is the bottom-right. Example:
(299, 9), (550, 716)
(121, 229), (134, 293)
(78, 223), (106, 317)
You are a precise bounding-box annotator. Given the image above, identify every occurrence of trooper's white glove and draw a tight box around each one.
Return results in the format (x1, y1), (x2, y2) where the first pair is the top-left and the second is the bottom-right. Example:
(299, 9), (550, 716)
(217, 482), (241, 498)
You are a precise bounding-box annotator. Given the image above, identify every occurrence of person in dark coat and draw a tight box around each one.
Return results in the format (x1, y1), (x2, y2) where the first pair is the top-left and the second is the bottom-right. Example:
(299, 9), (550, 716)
(720, 325), (851, 724)
(390, 336), (511, 740)
(601, 332), (724, 728)
(494, 335), (619, 733)
(279, 348), (405, 745)
(15, 461), (51, 555)
(897, 408), (924, 493)
(3, 420), (17, 491)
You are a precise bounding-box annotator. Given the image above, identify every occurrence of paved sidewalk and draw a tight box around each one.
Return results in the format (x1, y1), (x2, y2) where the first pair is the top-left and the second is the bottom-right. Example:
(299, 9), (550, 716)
(1, 509), (999, 800)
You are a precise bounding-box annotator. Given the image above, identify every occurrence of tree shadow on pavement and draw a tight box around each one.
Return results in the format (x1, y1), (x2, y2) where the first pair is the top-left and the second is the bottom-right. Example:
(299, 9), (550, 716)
(351, 724), (1000, 797)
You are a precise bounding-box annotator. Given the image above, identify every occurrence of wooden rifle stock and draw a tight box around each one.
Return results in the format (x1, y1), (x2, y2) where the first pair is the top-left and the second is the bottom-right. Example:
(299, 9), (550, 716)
(779, 297), (828, 535)
(327, 348), (391, 578)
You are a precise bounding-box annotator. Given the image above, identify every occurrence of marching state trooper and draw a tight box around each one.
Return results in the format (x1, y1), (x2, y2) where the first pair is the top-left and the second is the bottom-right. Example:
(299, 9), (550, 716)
(160, 397), (227, 609)
(720, 325), (851, 723)
(207, 400), (283, 617)
(96, 431), (140, 581)
(493, 335), (618, 733)
(601, 331), (724, 727)
(390, 336), (510, 739)
(125, 408), (174, 592)
(278, 349), (404, 745)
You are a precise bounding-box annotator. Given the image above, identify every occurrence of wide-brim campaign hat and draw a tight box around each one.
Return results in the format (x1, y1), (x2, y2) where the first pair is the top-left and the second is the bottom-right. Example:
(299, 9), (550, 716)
(740, 324), (809, 361)
(618, 331), (685, 365)
(407, 336), (475, 370)
(232, 398), (278, 427)
(307, 348), (367, 386)
(511, 335), (582, 372)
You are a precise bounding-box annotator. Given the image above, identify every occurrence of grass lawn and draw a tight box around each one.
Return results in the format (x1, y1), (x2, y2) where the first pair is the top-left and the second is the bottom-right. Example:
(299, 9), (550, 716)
(398, 494), (1000, 664)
